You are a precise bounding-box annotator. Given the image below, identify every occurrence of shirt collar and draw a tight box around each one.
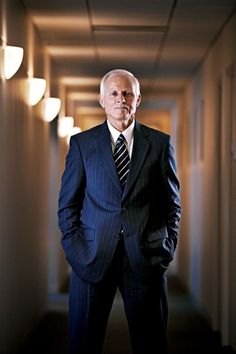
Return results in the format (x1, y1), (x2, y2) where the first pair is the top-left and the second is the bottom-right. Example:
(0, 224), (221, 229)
(107, 119), (135, 146)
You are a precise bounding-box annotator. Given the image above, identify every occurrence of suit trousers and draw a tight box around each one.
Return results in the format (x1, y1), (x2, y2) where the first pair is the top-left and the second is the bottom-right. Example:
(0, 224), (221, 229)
(68, 237), (169, 354)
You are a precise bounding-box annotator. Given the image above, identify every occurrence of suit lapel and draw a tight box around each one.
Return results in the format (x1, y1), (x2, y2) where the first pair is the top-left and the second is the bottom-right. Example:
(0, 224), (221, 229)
(94, 121), (122, 193)
(123, 121), (150, 199)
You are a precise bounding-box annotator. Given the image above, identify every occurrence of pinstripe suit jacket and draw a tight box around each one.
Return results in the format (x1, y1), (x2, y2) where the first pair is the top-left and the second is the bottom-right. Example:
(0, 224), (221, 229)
(58, 120), (181, 283)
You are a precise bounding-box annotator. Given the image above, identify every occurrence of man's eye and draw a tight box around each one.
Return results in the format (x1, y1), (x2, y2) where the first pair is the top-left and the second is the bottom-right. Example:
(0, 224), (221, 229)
(124, 92), (133, 97)
(110, 91), (117, 96)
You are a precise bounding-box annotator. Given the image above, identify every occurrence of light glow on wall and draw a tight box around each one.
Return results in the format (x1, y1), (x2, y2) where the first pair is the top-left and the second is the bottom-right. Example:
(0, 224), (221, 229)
(28, 78), (46, 106)
(2, 45), (24, 79)
(57, 116), (74, 138)
(44, 97), (61, 122)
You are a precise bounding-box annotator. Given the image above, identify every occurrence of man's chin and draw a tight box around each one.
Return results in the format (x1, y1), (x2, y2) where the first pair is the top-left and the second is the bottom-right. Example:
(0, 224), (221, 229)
(118, 116), (133, 122)
(107, 113), (134, 122)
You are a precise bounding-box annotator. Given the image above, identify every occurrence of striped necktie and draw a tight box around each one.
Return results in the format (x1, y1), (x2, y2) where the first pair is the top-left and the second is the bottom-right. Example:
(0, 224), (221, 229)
(114, 134), (130, 190)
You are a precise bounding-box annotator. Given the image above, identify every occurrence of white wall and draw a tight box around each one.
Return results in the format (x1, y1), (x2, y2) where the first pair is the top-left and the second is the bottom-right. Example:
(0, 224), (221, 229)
(0, 1), (51, 352)
(48, 121), (69, 295)
(177, 10), (236, 349)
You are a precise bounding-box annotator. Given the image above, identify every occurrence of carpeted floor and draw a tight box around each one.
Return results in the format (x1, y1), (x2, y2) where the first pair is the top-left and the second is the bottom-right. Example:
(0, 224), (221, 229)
(18, 276), (235, 354)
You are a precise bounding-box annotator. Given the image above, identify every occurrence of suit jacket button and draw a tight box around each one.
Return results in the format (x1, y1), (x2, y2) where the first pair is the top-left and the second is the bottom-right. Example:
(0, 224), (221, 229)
(121, 206), (127, 212)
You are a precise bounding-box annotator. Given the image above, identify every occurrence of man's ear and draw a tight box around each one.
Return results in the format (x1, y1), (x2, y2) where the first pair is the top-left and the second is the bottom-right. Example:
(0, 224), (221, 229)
(98, 94), (105, 108)
(136, 94), (141, 107)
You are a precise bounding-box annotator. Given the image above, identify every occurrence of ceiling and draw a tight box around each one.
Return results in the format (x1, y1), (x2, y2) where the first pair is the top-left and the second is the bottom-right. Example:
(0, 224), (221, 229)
(21, 0), (236, 127)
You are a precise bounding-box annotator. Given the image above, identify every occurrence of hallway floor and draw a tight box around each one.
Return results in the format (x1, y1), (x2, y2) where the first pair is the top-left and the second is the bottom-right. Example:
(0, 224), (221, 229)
(18, 276), (235, 354)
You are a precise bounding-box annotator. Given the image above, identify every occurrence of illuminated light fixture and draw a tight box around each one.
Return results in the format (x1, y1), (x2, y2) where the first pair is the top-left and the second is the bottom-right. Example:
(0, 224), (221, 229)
(2, 45), (24, 79)
(28, 78), (47, 106)
(44, 97), (61, 122)
(67, 126), (82, 145)
(57, 116), (74, 138)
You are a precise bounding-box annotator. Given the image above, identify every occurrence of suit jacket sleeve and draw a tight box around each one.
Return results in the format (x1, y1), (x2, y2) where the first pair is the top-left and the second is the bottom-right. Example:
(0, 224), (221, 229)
(58, 136), (85, 242)
(161, 137), (181, 248)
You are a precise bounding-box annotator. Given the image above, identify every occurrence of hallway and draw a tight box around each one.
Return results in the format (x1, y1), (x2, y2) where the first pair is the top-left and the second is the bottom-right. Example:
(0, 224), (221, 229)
(1, 0), (236, 353)
(18, 276), (234, 354)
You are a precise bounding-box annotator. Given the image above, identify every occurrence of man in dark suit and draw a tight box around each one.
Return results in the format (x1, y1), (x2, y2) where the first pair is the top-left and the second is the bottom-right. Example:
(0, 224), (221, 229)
(58, 69), (181, 354)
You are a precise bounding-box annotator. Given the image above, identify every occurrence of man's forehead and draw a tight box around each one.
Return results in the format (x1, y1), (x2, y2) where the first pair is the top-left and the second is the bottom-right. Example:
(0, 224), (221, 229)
(105, 74), (134, 88)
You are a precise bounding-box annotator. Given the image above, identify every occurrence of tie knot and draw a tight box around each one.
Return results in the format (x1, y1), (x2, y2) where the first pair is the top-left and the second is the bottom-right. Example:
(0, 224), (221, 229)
(117, 134), (125, 143)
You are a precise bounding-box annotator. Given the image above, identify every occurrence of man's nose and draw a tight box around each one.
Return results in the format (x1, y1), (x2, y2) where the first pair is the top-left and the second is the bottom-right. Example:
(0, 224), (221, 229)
(117, 93), (126, 103)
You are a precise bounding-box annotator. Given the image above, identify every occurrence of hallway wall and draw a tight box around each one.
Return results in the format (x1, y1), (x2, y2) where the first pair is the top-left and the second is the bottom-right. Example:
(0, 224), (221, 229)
(0, 1), (51, 352)
(178, 10), (236, 350)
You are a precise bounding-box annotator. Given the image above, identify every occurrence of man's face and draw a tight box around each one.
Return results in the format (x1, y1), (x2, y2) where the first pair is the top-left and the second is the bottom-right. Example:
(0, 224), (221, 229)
(99, 74), (141, 123)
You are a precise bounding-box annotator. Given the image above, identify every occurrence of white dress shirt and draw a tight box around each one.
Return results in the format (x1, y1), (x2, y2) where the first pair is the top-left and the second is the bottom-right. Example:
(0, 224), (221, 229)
(107, 119), (135, 158)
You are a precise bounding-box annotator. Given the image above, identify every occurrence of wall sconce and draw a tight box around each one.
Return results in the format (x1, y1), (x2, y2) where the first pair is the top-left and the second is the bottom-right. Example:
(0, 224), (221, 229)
(57, 116), (74, 138)
(28, 78), (47, 106)
(67, 126), (82, 145)
(44, 97), (61, 122)
(2, 45), (24, 79)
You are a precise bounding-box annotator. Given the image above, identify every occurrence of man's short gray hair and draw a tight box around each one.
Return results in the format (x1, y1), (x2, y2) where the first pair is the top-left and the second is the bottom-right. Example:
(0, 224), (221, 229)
(100, 69), (140, 96)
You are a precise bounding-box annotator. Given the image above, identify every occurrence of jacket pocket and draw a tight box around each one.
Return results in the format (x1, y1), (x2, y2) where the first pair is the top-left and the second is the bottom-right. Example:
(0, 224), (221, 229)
(142, 227), (174, 266)
(144, 227), (168, 243)
(77, 224), (95, 241)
